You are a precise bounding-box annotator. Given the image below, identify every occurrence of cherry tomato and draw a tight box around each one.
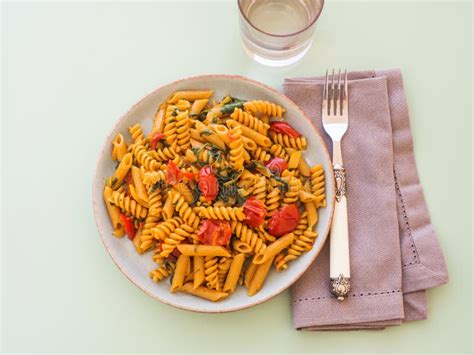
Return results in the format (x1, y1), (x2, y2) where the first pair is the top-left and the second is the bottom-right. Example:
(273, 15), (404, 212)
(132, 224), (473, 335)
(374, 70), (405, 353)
(269, 121), (301, 138)
(198, 166), (218, 202)
(265, 157), (288, 176)
(243, 197), (267, 228)
(165, 161), (181, 185)
(267, 204), (299, 237)
(198, 220), (231, 246)
(120, 213), (136, 240)
(150, 132), (165, 150)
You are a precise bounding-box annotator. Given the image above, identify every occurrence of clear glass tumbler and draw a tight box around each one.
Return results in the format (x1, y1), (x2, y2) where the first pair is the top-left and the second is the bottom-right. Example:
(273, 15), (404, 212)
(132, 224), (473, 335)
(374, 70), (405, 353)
(238, 0), (324, 67)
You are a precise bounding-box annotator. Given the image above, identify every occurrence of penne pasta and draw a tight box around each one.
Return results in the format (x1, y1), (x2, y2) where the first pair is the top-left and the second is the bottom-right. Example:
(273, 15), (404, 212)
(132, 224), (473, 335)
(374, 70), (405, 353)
(194, 120), (226, 150)
(193, 256), (206, 289)
(112, 133), (127, 161)
(225, 119), (272, 147)
(223, 253), (246, 293)
(167, 90), (213, 104)
(253, 233), (295, 265)
(247, 257), (275, 296)
(177, 244), (231, 257)
(304, 201), (318, 229)
(178, 282), (228, 301)
(190, 99), (209, 115)
(170, 255), (190, 292)
(131, 166), (149, 205)
(109, 152), (132, 189)
(244, 256), (259, 289)
(103, 186), (125, 237)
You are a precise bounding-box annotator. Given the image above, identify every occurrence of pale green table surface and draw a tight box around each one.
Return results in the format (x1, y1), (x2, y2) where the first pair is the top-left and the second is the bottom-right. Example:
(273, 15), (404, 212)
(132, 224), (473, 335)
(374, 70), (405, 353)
(2, 1), (472, 353)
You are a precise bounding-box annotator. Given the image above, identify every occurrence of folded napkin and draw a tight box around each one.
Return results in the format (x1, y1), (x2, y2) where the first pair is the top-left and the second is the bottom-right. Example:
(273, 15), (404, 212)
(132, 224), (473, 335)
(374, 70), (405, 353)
(284, 69), (449, 330)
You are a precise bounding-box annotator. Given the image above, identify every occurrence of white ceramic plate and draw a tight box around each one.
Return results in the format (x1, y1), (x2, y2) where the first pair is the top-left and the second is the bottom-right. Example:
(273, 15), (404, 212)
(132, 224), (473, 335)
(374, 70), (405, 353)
(93, 75), (334, 313)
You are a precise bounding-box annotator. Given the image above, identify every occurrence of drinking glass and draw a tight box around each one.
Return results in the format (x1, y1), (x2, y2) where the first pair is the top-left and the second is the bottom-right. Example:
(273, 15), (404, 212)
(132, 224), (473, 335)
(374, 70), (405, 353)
(238, 0), (324, 67)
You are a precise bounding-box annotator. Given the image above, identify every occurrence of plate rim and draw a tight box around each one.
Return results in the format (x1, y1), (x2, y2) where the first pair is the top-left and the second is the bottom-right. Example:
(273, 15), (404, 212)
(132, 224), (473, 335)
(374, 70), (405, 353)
(92, 74), (335, 313)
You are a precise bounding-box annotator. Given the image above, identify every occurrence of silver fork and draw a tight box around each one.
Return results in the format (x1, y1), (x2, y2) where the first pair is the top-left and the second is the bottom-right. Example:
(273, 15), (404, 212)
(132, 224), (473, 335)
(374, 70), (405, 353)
(322, 69), (351, 301)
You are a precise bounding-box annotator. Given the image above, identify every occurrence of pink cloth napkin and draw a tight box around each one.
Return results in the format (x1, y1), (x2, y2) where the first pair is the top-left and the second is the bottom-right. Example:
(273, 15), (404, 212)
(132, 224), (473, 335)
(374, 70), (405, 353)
(284, 69), (449, 330)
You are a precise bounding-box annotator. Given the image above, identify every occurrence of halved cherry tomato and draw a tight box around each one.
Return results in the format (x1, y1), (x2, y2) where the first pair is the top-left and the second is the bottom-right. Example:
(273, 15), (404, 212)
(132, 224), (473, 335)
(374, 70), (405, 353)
(166, 161), (196, 185)
(265, 157), (288, 176)
(150, 132), (165, 150)
(267, 204), (299, 237)
(269, 121), (301, 138)
(120, 213), (136, 240)
(165, 161), (181, 185)
(243, 197), (267, 228)
(198, 166), (218, 202)
(198, 220), (231, 246)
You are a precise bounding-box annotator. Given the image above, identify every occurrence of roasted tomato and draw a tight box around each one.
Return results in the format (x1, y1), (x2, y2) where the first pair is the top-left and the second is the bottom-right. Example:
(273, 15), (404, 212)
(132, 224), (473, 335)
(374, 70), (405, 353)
(150, 132), (165, 150)
(198, 166), (218, 202)
(267, 204), (299, 237)
(165, 161), (181, 185)
(243, 197), (267, 228)
(265, 157), (288, 175)
(269, 121), (301, 138)
(198, 220), (231, 246)
(120, 213), (136, 240)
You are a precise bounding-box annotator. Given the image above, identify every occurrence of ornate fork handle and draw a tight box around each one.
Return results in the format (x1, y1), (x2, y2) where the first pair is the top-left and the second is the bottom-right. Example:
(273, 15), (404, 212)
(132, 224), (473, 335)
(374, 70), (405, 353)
(330, 146), (351, 301)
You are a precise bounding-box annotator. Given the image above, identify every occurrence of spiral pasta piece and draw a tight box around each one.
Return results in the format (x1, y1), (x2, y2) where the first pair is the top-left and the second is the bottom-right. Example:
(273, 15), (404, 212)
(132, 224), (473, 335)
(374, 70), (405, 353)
(147, 189), (163, 217)
(253, 176), (267, 202)
(108, 190), (148, 219)
(149, 262), (175, 283)
(142, 170), (166, 191)
(129, 123), (147, 146)
(275, 229), (317, 271)
(131, 143), (161, 171)
(230, 221), (266, 255)
(175, 109), (191, 151)
(282, 172), (302, 205)
(151, 217), (182, 241)
(204, 256), (220, 291)
(310, 164), (326, 208)
(230, 108), (269, 134)
(270, 132), (307, 150)
(251, 147), (271, 163)
(228, 126), (245, 171)
(160, 224), (194, 258)
(243, 100), (285, 118)
(269, 144), (289, 161)
(194, 206), (245, 221)
(256, 225), (276, 243)
(164, 105), (179, 148)
(171, 190), (200, 229)
(265, 185), (281, 212)
(140, 214), (161, 252)
(151, 145), (178, 161)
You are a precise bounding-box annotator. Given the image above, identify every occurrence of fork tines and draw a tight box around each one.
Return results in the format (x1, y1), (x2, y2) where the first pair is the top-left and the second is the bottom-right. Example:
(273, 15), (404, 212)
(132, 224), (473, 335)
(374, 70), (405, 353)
(323, 69), (348, 116)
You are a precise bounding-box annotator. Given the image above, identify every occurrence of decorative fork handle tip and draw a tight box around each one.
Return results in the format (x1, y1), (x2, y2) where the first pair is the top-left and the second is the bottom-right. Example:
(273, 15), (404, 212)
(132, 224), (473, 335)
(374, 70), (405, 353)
(333, 164), (346, 202)
(331, 274), (351, 301)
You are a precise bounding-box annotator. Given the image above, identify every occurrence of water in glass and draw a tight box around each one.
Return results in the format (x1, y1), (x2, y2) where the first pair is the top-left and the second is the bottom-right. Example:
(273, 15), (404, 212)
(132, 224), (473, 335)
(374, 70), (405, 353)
(238, 0), (324, 66)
